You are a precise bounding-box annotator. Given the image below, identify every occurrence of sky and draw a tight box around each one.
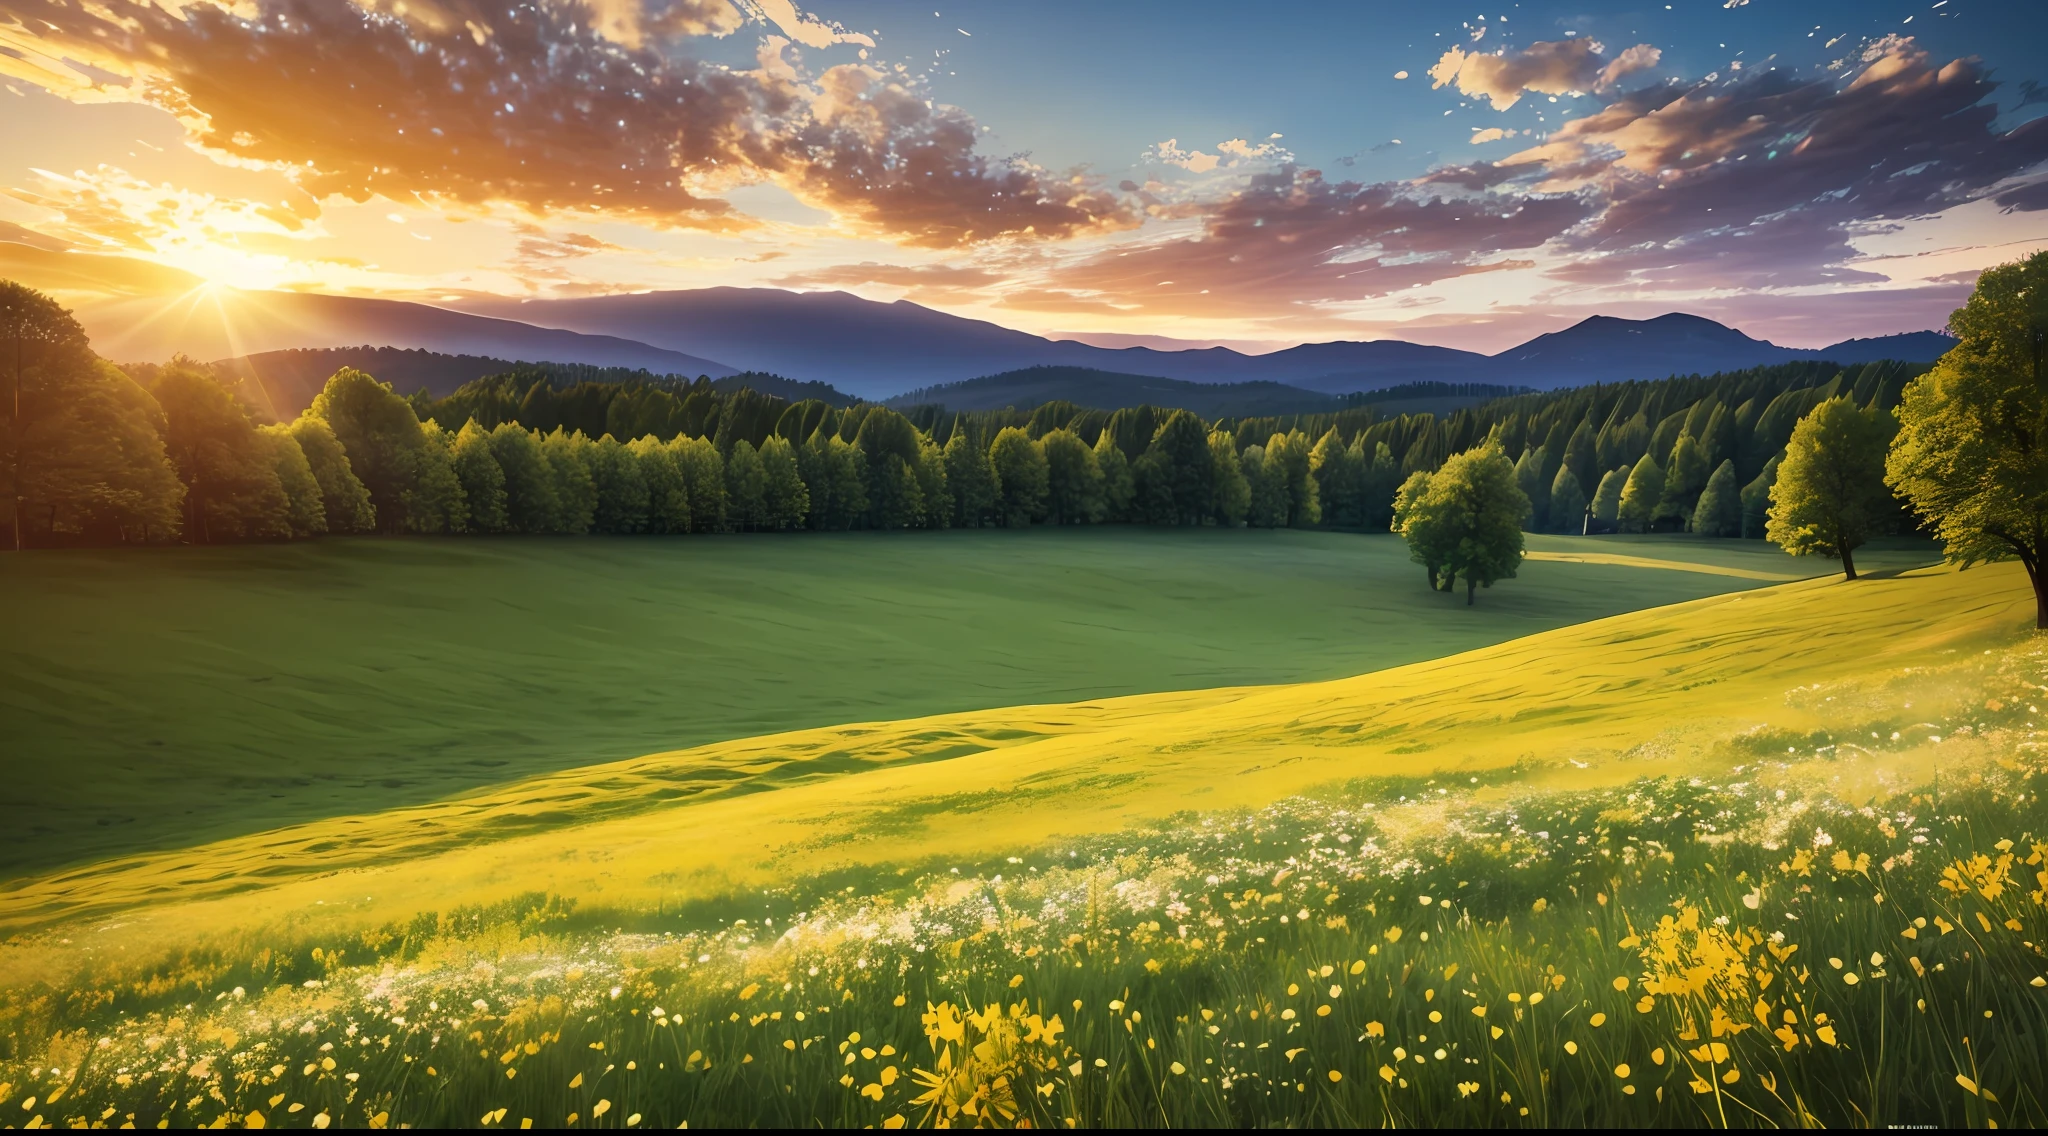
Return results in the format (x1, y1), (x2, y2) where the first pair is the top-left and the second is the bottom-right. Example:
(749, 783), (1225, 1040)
(2, 0), (2046, 353)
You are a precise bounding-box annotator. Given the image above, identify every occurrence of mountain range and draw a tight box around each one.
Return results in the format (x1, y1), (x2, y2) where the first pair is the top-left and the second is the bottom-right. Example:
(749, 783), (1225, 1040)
(69, 284), (1956, 406)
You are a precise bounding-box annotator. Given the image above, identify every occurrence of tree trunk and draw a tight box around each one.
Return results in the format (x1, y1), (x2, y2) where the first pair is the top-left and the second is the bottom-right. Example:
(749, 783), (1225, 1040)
(1840, 543), (1857, 581)
(1467, 577), (1476, 606)
(2029, 560), (2048, 631)
(1426, 566), (1439, 591)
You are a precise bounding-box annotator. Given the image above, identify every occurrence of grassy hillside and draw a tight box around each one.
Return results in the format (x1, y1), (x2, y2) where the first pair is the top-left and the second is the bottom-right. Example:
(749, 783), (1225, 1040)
(0, 547), (1997, 936)
(0, 530), (1881, 879)
(2, 556), (2035, 1130)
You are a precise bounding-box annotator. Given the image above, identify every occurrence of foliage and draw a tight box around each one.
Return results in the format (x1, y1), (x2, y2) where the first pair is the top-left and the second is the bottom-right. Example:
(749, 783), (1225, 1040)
(1691, 459), (1743, 538)
(1399, 444), (1528, 604)
(1889, 251), (2048, 625)
(1767, 397), (1893, 580)
(1617, 455), (1665, 535)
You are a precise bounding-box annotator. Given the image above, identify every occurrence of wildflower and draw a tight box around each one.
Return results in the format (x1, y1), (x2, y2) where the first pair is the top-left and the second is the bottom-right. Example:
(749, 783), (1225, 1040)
(592, 1101), (611, 1118)
(1589, 1013), (1607, 1027)
(1170, 1062), (1186, 1075)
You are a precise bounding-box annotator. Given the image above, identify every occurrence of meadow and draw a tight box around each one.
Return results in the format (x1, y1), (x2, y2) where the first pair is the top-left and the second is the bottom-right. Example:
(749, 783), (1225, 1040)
(0, 528), (1883, 880)
(3, 534), (2039, 1128)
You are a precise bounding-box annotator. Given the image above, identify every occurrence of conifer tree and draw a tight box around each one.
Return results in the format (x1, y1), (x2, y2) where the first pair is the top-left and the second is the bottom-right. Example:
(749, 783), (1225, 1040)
(631, 435), (692, 534)
(913, 437), (951, 529)
(1092, 431), (1135, 523)
(405, 419), (468, 534)
(1657, 434), (1710, 529)
(1243, 444), (1285, 528)
(1360, 440), (1401, 532)
(1207, 431), (1248, 527)
(1692, 458), (1743, 537)
(1617, 454), (1665, 533)
(588, 434), (651, 534)
(724, 437), (766, 531)
(1549, 467), (1588, 535)
(1514, 446), (1549, 531)
(670, 435), (727, 533)
(758, 434), (811, 531)
(450, 420), (509, 533)
(1042, 428), (1104, 524)
(1740, 454), (1781, 539)
(1591, 466), (1628, 530)
(486, 424), (559, 533)
(541, 428), (595, 533)
(989, 426), (1048, 527)
(942, 422), (997, 527)
(1309, 428), (1365, 529)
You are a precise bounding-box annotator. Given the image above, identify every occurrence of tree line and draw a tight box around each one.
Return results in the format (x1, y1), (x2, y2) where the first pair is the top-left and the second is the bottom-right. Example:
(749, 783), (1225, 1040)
(5, 257), (2043, 630)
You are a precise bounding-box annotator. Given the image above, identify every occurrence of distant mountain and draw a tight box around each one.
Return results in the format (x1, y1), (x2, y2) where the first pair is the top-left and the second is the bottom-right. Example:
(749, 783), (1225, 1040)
(885, 367), (1346, 417)
(458, 289), (1954, 399)
(455, 289), (1494, 400)
(76, 289), (737, 383)
(1813, 330), (1958, 363)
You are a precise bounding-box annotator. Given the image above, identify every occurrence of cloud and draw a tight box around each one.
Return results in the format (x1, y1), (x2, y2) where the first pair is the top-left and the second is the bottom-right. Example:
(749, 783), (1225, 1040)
(1034, 165), (1580, 318)
(0, 0), (1119, 249)
(1430, 38), (1660, 110)
(1504, 37), (2048, 290)
(1145, 136), (1293, 175)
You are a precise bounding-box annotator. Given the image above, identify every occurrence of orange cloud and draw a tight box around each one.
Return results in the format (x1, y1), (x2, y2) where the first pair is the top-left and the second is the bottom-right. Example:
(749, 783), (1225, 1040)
(0, 0), (1125, 249)
(1429, 38), (1659, 110)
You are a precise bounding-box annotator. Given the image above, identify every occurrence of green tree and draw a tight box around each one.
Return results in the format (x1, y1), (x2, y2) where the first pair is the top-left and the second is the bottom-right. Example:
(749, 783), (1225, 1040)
(1740, 455), (1781, 540)
(1243, 444), (1286, 528)
(1616, 454), (1665, 534)
(450, 420), (509, 533)
(631, 435), (692, 534)
(913, 438), (951, 529)
(1514, 446), (1550, 532)
(724, 437), (766, 531)
(1889, 252), (2048, 625)
(989, 426), (1048, 527)
(1561, 417), (1599, 499)
(1207, 431), (1249, 527)
(758, 434), (811, 531)
(1767, 396), (1893, 579)
(1135, 410), (1214, 525)
(540, 428), (596, 533)
(943, 422), (997, 527)
(588, 434), (651, 534)
(259, 424), (327, 538)
(152, 362), (291, 541)
(1041, 428), (1104, 524)
(1416, 445), (1529, 604)
(1692, 458), (1743, 537)
(1360, 441), (1401, 532)
(486, 424), (560, 534)
(405, 419), (468, 534)
(1657, 434), (1710, 530)
(1093, 431), (1135, 523)
(288, 416), (375, 534)
(1590, 466), (1628, 531)
(1309, 428), (1365, 529)
(671, 435), (728, 533)
(1262, 431), (1319, 527)
(306, 368), (426, 532)
(1391, 470), (1448, 590)
(1549, 466), (1588, 535)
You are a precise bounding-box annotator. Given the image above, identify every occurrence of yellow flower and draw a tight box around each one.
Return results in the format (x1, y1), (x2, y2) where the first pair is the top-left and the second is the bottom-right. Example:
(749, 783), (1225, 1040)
(1328, 1070), (1342, 1083)
(1169, 1062), (1186, 1075)
(1589, 1013), (1607, 1027)
(1614, 1064), (1630, 1078)
(592, 1100), (611, 1118)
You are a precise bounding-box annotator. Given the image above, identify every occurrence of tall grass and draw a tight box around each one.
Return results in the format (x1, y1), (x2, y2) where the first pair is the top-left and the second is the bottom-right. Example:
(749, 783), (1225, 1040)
(4, 651), (2045, 1128)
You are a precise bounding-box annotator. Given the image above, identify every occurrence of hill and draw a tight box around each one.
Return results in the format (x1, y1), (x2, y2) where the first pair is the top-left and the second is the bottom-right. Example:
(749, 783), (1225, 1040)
(455, 287), (1957, 398)
(884, 366), (1344, 416)
(0, 547), (2003, 933)
(0, 530), (1843, 884)
(74, 288), (737, 384)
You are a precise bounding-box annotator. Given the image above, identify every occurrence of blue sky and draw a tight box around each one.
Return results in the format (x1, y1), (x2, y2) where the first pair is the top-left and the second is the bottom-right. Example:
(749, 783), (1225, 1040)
(3, 0), (2046, 352)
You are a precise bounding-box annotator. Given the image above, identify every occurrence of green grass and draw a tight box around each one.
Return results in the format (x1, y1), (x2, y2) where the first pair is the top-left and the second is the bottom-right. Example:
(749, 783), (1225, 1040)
(0, 528), (1897, 880)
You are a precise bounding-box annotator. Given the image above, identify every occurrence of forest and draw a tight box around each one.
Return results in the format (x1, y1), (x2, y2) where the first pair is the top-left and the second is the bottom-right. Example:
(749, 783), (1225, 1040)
(0, 278), (1924, 550)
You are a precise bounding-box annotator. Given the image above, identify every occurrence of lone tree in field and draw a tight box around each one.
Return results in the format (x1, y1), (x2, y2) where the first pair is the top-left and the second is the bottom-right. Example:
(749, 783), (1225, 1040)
(1766, 396), (1892, 579)
(1889, 251), (2048, 627)
(1397, 445), (1528, 605)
